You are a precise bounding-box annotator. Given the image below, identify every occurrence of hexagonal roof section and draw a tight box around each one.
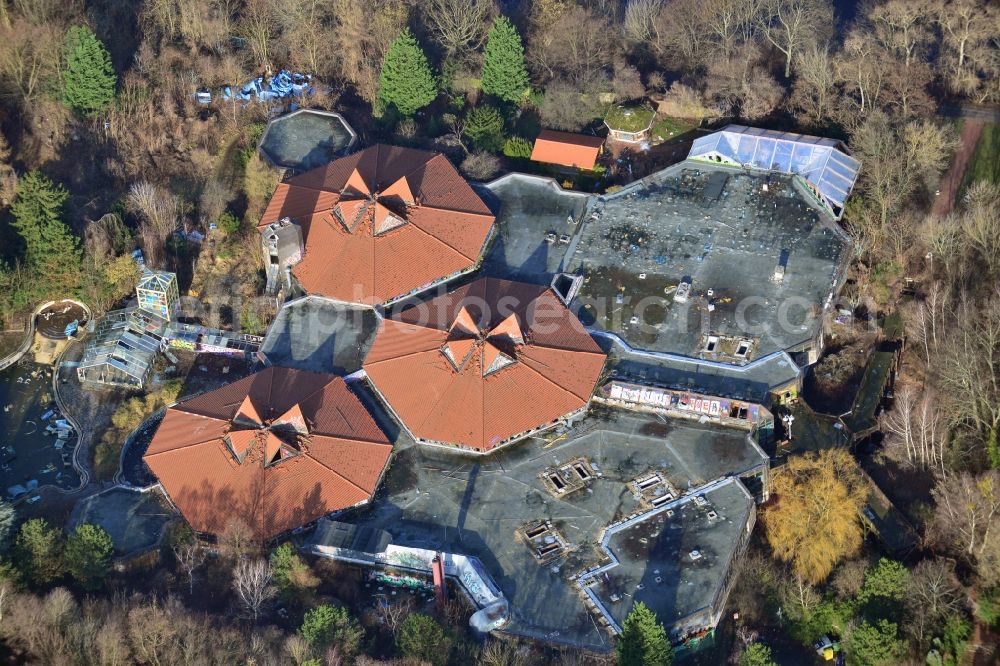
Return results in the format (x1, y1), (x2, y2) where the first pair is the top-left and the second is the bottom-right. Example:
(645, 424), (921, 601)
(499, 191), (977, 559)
(364, 277), (607, 452)
(259, 109), (357, 171)
(143, 367), (392, 539)
(259, 144), (496, 306)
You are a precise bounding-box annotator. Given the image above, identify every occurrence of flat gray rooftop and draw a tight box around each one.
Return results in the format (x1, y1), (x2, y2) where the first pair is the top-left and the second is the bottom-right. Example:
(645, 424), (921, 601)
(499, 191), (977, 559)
(478, 174), (590, 287)
(565, 163), (850, 359)
(339, 401), (767, 649)
(590, 478), (753, 636)
(259, 109), (356, 171)
(599, 335), (801, 405)
(259, 296), (379, 374)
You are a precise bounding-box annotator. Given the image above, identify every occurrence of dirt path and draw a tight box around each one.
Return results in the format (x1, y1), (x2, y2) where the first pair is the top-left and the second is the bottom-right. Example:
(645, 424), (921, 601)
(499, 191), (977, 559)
(932, 119), (984, 218)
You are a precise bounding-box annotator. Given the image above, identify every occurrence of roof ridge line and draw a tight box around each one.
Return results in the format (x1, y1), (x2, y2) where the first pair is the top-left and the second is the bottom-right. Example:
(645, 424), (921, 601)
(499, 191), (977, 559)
(365, 347), (440, 366)
(420, 154), (493, 215)
(520, 339), (606, 356)
(514, 352), (592, 402)
(172, 404), (240, 420)
(413, 351), (478, 439)
(288, 375), (340, 419)
(414, 203), (494, 219)
(390, 214), (476, 262)
(145, 436), (224, 458)
(310, 432), (392, 446)
(305, 452), (371, 495)
(397, 148), (435, 184)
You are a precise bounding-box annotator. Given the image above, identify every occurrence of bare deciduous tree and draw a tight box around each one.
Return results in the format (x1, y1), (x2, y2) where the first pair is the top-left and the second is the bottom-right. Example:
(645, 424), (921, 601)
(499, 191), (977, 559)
(758, 0), (832, 78)
(232, 558), (275, 623)
(960, 181), (1000, 278)
(851, 112), (957, 232)
(938, 292), (1000, 459)
(880, 383), (948, 476)
(933, 0), (999, 96)
(172, 541), (205, 595)
(237, 0), (277, 73)
(478, 636), (532, 666)
(374, 596), (413, 637)
(904, 558), (964, 647)
(220, 517), (258, 559)
(789, 44), (836, 126)
(127, 181), (181, 268)
(279, 0), (337, 77)
(0, 20), (61, 107)
(424, 0), (495, 57)
(329, 0), (409, 103)
(648, 0), (708, 67)
(529, 5), (614, 84)
(930, 470), (1000, 560)
(623, 0), (662, 43)
(869, 0), (934, 68)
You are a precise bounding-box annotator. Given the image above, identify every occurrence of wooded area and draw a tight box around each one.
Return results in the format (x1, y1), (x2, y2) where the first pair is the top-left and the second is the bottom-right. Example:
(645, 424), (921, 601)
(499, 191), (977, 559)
(0, 0), (997, 664)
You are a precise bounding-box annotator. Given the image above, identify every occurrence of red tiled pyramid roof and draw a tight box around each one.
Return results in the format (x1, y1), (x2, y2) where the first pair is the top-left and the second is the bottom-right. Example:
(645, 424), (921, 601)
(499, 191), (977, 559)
(259, 144), (495, 305)
(364, 278), (607, 452)
(144, 367), (392, 539)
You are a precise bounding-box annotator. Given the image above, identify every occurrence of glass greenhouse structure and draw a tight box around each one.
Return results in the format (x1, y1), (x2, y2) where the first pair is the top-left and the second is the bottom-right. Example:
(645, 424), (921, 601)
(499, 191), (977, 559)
(688, 125), (860, 219)
(136, 269), (179, 320)
(76, 309), (167, 388)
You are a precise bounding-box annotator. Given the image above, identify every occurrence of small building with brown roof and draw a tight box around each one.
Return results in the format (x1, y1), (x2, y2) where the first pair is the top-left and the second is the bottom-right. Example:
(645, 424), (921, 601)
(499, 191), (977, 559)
(530, 130), (604, 170)
(144, 367), (393, 540)
(259, 144), (495, 306)
(363, 277), (607, 452)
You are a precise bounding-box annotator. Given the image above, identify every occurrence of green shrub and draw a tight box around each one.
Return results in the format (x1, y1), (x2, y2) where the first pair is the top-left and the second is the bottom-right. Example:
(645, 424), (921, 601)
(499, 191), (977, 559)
(503, 136), (533, 159)
(238, 123), (266, 168)
(465, 106), (505, 153)
(270, 542), (319, 605)
(300, 604), (363, 657)
(217, 211), (241, 235)
(397, 613), (450, 665)
(844, 619), (903, 666)
(740, 642), (777, 666)
(978, 587), (1000, 627)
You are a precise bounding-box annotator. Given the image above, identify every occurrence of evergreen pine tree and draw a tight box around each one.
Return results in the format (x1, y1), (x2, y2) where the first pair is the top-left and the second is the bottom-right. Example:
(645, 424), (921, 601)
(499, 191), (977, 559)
(65, 524), (114, 591)
(13, 518), (66, 587)
(378, 28), (437, 117)
(481, 16), (530, 104)
(63, 25), (116, 116)
(617, 602), (674, 666)
(10, 171), (82, 299)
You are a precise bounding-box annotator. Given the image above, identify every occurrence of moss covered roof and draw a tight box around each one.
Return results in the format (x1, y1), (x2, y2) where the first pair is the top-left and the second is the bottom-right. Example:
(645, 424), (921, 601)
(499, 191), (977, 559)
(604, 105), (655, 133)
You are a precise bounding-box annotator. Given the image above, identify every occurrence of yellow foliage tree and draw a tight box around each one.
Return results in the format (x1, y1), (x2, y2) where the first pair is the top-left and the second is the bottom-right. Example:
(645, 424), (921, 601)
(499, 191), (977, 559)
(762, 449), (868, 584)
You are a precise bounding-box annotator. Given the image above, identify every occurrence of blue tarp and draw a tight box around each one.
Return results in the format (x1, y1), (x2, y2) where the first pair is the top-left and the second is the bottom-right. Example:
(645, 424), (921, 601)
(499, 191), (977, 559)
(196, 70), (314, 105)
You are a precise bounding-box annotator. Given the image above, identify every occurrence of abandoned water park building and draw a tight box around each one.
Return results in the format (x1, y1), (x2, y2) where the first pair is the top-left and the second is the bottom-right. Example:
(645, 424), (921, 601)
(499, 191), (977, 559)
(137, 124), (857, 651)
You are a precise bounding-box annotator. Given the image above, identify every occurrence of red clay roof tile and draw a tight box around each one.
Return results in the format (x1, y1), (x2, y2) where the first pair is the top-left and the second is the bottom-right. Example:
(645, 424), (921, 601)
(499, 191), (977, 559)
(530, 130), (604, 169)
(259, 145), (494, 305)
(364, 278), (607, 452)
(144, 367), (392, 539)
